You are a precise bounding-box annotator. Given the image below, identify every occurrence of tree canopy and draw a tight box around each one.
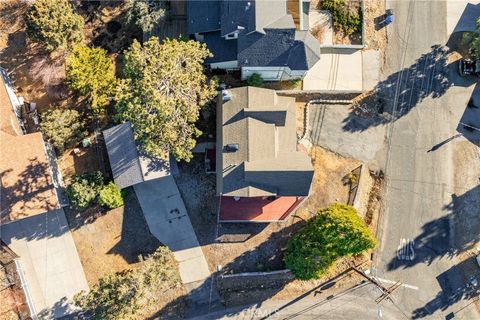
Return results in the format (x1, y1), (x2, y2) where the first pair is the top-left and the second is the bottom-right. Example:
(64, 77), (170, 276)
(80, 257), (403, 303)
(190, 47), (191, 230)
(24, 0), (84, 52)
(115, 37), (217, 161)
(125, 0), (169, 33)
(40, 108), (84, 153)
(74, 247), (180, 320)
(66, 45), (116, 113)
(472, 18), (480, 57)
(284, 203), (377, 280)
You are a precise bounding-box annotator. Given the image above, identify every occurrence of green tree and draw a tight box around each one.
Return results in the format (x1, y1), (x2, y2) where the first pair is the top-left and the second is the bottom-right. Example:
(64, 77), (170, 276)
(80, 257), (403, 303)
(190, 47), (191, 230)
(24, 0), (84, 52)
(471, 18), (480, 57)
(66, 45), (116, 114)
(74, 247), (180, 320)
(125, 0), (169, 33)
(285, 203), (377, 280)
(40, 108), (84, 153)
(115, 37), (217, 161)
(245, 73), (264, 87)
(98, 182), (124, 209)
(67, 171), (104, 209)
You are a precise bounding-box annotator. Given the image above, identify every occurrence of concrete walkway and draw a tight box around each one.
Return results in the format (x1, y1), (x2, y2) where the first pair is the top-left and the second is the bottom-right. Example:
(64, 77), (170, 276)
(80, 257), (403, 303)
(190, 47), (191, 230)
(0, 209), (89, 319)
(133, 176), (211, 286)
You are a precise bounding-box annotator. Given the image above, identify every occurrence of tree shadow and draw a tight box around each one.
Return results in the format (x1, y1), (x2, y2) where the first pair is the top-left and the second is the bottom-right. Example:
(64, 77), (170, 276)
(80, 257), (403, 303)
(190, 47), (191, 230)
(342, 45), (454, 132)
(411, 258), (480, 319)
(387, 184), (480, 271)
(1, 157), (59, 223)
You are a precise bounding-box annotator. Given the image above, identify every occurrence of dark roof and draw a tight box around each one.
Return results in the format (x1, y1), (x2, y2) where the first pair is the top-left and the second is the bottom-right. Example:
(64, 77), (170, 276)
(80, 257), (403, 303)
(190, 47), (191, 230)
(204, 31), (238, 63)
(187, 0), (221, 34)
(103, 123), (144, 189)
(103, 123), (178, 189)
(216, 87), (313, 197)
(188, 0), (320, 71)
(237, 27), (318, 70)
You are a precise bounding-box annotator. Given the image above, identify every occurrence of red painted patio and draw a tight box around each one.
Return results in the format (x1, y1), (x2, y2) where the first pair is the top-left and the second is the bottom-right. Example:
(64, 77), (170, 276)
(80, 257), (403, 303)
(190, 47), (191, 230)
(219, 196), (304, 222)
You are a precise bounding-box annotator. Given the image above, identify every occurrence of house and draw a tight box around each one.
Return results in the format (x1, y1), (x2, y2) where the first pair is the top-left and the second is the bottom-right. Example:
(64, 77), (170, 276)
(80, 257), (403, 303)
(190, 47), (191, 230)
(103, 123), (212, 288)
(187, 0), (320, 81)
(216, 87), (314, 222)
(0, 67), (89, 319)
(0, 67), (61, 223)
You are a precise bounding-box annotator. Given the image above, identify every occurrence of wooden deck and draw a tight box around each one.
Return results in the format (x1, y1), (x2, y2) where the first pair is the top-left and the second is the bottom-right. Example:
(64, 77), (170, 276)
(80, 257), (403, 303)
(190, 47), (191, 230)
(149, 1), (187, 41)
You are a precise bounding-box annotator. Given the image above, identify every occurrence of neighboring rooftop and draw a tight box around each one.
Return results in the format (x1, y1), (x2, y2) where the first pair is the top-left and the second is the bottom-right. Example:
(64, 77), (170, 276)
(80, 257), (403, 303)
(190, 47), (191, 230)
(103, 123), (178, 189)
(0, 68), (60, 223)
(216, 87), (313, 197)
(187, 0), (321, 70)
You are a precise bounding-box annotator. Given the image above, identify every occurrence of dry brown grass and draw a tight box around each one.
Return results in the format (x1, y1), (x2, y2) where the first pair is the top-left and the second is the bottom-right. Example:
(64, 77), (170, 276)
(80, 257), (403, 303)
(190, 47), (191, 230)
(311, 23), (326, 43)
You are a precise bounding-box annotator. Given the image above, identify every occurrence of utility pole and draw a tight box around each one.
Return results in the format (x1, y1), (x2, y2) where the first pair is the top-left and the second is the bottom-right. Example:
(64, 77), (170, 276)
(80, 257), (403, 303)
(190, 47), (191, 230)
(351, 266), (402, 304)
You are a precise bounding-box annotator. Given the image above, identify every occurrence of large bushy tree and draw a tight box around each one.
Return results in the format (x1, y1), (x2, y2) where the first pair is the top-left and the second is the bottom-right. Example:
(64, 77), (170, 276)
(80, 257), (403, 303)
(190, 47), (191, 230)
(125, 0), (169, 33)
(40, 108), (84, 153)
(74, 247), (180, 320)
(115, 37), (217, 161)
(285, 203), (377, 280)
(24, 0), (84, 52)
(66, 45), (116, 113)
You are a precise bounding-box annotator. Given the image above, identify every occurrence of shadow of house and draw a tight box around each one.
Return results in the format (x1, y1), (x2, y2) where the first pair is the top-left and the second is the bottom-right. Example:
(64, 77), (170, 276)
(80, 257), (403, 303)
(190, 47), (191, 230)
(106, 190), (162, 264)
(411, 258), (480, 319)
(342, 45), (453, 132)
(387, 184), (480, 271)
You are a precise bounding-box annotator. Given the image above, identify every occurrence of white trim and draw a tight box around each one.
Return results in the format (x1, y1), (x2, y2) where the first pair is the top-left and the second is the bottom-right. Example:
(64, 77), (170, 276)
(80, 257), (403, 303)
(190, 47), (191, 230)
(14, 259), (38, 320)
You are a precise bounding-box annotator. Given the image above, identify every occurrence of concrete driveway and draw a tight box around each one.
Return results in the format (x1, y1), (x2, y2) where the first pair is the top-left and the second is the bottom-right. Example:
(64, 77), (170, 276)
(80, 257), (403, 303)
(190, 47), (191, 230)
(308, 104), (387, 168)
(303, 49), (380, 91)
(133, 176), (210, 286)
(0, 209), (88, 319)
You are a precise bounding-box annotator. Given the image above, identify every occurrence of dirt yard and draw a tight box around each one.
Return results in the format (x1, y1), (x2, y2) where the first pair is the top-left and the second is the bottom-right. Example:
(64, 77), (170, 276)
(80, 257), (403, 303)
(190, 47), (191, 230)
(64, 189), (161, 285)
(64, 189), (187, 317)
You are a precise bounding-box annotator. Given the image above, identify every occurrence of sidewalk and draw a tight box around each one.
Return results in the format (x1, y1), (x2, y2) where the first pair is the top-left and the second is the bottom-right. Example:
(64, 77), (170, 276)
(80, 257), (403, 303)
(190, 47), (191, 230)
(133, 176), (211, 286)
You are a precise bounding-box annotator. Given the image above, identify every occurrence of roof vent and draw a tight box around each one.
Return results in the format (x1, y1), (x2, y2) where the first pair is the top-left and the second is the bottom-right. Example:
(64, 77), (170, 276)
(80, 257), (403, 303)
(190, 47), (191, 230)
(225, 144), (239, 152)
(222, 90), (232, 102)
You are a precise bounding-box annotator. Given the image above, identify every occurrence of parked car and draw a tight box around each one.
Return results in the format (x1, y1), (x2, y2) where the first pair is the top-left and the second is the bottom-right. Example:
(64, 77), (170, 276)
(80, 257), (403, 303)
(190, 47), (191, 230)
(459, 59), (480, 77)
(476, 254), (480, 267)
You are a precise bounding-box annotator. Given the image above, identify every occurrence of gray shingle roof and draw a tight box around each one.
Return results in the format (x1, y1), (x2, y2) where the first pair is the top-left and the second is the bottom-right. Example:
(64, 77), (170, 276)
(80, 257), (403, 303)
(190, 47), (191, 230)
(204, 31), (238, 63)
(187, 0), (221, 34)
(103, 123), (176, 189)
(103, 123), (144, 189)
(216, 87), (313, 197)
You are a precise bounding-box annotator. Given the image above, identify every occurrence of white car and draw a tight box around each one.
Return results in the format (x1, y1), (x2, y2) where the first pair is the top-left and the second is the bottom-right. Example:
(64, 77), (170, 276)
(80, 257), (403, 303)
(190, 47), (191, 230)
(477, 255), (480, 267)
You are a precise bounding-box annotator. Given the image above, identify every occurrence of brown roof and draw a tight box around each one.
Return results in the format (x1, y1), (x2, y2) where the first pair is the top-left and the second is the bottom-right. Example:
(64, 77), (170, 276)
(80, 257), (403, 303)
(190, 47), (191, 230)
(0, 68), (59, 223)
(216, 87), (313, 197)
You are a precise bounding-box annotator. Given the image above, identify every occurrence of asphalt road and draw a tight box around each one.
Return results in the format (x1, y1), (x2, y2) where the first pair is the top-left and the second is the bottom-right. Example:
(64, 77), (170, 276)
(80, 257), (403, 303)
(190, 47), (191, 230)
(374, 1), (480, 319)
(190, 282), (406, 320)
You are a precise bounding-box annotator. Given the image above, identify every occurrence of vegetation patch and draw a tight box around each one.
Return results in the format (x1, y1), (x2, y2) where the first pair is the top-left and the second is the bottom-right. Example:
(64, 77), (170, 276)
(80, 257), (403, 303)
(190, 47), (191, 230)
(66, 45), (117, 114)
(74, 247), (182, 320)
(321, 0), (362, 36)
(115, 37), (217, 162)
(24, 0), (84, 52)
(245, 73), (264, 87)
(40, 108), (85, 154)
(284, 203), (376, 280)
